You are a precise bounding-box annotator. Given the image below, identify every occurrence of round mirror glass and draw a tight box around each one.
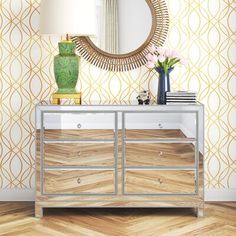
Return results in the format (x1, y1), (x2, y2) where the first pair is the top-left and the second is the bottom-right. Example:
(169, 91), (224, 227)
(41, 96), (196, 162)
(91, 0), (152, 54)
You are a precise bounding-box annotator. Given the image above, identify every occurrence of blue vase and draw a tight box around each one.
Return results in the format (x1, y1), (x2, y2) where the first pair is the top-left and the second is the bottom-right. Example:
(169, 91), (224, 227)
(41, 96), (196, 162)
(155, 67), (174, 104)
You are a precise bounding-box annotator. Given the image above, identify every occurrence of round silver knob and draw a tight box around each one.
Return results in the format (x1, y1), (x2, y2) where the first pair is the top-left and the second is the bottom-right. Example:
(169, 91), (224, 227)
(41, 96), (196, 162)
(77, 124), (82, 129)
(77, 178), (81, 184)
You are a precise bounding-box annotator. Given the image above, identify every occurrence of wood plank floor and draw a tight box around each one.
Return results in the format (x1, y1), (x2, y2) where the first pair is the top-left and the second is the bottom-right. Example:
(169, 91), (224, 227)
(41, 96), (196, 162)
(0, 203), (236, 236)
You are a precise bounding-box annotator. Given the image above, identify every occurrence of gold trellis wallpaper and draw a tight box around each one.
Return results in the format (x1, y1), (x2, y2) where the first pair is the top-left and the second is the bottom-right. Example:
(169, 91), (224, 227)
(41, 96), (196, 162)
(0, 0), (235, 191)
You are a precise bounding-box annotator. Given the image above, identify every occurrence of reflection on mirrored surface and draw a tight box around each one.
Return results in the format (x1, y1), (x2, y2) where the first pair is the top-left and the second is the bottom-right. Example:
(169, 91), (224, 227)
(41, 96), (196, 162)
(91, 0), (152, 54)
(38, 100), (202, 106)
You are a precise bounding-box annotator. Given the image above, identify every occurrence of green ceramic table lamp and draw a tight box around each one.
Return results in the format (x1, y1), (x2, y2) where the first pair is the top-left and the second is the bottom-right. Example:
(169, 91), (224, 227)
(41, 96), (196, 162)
(40, 0), (96, 100)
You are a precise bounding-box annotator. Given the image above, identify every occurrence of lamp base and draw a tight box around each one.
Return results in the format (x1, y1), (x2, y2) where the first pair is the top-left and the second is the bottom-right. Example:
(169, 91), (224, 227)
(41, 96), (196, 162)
(52, 92), (81, 105)
(56, 88), (77, 94)
(54, 41), (80, 94)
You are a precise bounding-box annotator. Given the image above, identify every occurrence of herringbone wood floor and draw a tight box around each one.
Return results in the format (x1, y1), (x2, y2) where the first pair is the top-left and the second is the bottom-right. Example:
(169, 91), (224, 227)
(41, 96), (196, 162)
(0, 202), (236, 236)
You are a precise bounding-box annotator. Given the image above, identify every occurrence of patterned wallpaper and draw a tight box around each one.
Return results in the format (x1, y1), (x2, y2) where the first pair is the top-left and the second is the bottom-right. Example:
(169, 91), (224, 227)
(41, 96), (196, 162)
(0, 0), (235, 190)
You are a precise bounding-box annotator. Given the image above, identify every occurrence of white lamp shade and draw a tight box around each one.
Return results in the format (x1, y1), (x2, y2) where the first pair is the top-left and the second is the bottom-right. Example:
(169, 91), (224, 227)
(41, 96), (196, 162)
(40, 0), (96, 36)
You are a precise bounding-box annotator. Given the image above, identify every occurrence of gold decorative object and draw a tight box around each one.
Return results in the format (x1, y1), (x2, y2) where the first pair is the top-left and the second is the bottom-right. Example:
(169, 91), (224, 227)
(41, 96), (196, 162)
(52, 93), (81, 105)
(72, 0), (169, 71)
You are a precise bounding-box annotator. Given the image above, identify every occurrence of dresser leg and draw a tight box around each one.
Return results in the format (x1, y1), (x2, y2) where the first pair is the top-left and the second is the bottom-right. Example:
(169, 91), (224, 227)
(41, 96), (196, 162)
(35, 205), (43, 218)
(197, 207), (204, 217)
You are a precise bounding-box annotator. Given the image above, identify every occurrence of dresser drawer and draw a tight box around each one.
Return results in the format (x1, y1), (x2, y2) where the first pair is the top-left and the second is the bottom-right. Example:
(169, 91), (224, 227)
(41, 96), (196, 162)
(44, 129), (114, 140)
(125, 129), (191, 140)
(125, 170), (196, 194)
(124, 112), (196, 139)
(44, 143), (114, 167)
(126, 143), (195, 167)
(44, 170), (115, 195)
(43, 112), (115, 140)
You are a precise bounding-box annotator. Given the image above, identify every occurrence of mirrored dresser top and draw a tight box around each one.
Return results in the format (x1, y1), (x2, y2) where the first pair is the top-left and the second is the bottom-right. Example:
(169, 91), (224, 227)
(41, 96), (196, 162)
(36, 101), (203, 112)
(38, 100), (203, 106)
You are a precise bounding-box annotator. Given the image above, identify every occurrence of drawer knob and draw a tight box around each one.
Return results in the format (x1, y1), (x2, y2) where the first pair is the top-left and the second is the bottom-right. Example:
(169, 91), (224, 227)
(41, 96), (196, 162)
(158, 178), (163, 184)
(158, 152), (163, 157)
(77, 124), (82, 129)
(77, 151), (81, 156)
(77, 178), (81, 184)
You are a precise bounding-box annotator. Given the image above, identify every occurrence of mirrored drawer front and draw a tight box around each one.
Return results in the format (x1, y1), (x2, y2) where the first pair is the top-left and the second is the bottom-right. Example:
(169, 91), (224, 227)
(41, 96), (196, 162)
(44, 170), (115, 195)
(44, 143), (114, 167)
(125, 112), (196, 139)
(43, 110), (115, 140)
(125, 170), (195, 194)
(44, 129), (114, 140)
(125, 129), (192, 140)
(126, 143), (195, 167)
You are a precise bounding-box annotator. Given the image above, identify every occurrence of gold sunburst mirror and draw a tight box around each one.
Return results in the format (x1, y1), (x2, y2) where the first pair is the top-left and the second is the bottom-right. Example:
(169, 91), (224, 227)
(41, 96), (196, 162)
(73, 0), (169, 71)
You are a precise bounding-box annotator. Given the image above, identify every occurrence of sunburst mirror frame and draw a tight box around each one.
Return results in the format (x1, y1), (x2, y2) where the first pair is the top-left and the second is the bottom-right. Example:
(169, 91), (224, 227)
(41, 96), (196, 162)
(72, 0), (169, 71)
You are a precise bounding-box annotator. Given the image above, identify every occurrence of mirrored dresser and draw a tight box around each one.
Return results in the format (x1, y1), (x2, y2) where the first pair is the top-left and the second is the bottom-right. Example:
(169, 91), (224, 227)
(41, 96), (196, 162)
(35, 102), (204, 217)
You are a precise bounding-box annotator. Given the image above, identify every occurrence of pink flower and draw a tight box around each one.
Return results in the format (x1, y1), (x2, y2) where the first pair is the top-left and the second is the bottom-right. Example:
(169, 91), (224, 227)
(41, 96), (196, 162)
(169, 50), (179, 59)
(164, 49), (172, 58)
(149, 44), (157, 53)
(152, 54), (158, 63)
(145, 53), (158, 64)
(146, 61), (155, 69)
(158, 55), (166, 63)
(145, 46), (186, 70)
(145, 53), (154, 61)
(156, 47), (166, 56)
